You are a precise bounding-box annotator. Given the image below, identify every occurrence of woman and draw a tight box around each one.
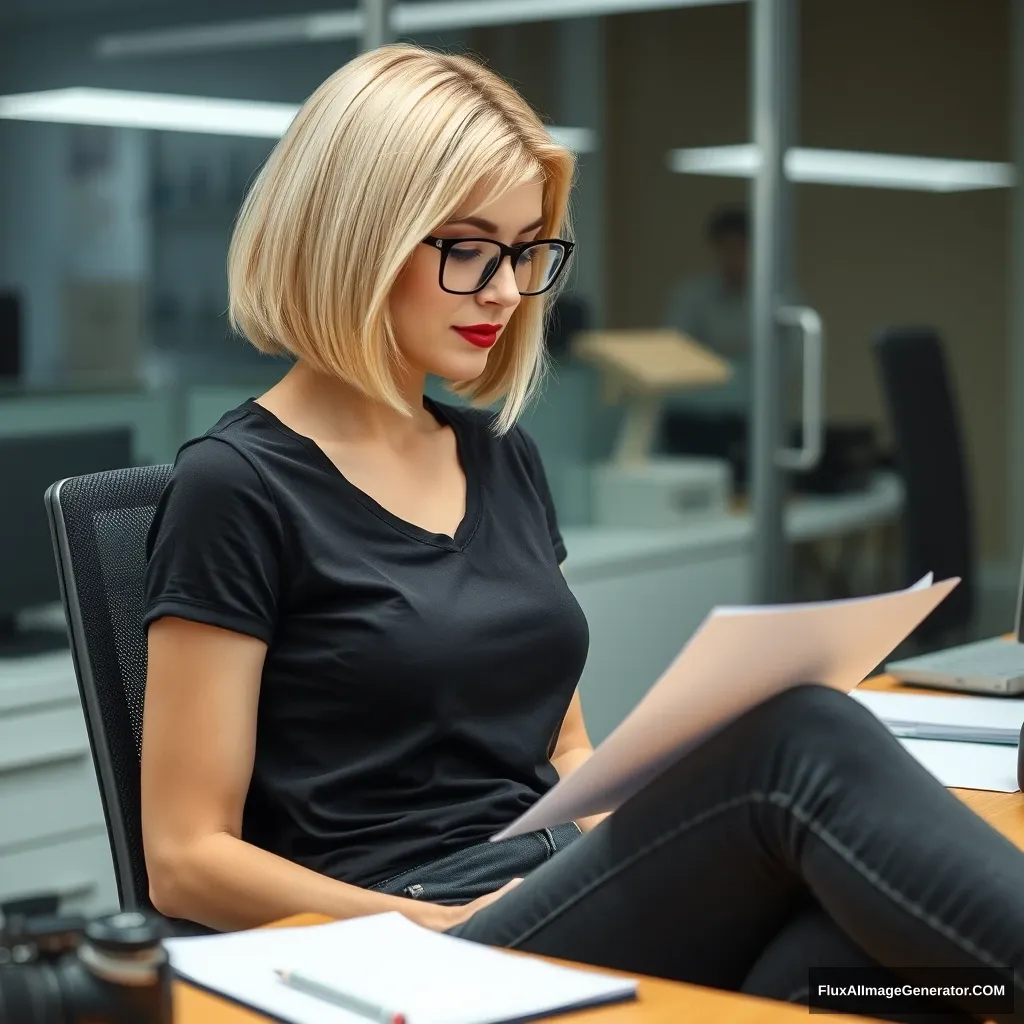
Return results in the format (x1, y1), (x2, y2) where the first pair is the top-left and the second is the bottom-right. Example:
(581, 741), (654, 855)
(142, 43), (1024, 1021)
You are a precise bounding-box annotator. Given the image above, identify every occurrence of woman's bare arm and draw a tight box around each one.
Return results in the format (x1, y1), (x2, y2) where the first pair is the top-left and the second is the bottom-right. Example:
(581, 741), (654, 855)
(142, 617), (512, 931)
(550, 688), (609, 832)
(550, 562), (609, 831)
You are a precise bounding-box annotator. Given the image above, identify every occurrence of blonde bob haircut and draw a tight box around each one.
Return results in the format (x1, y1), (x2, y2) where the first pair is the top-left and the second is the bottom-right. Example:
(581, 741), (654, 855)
(227, 43), (576, 434)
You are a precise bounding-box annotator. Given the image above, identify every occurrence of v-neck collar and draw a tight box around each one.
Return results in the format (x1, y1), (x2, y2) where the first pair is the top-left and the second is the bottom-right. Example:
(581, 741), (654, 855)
(245, 395), (482, 553)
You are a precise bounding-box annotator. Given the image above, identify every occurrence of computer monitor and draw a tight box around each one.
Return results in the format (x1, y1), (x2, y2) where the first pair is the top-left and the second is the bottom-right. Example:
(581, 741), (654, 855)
(0, 427), (134, 656)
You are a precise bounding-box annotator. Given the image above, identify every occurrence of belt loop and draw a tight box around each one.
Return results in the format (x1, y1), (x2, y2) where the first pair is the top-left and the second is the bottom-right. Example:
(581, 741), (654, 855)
(541, 827), (557, 856)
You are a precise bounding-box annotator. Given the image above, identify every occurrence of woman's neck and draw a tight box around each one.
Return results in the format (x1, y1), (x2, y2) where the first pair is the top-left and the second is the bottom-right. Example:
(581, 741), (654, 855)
(258, 361), (434, 445)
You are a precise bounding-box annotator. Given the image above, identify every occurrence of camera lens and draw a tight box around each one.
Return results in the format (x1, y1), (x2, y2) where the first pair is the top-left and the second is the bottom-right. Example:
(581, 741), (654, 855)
(83, 913), (163, 956)
(0, 911), (171, 1024)
(0, 962), (66, 1024)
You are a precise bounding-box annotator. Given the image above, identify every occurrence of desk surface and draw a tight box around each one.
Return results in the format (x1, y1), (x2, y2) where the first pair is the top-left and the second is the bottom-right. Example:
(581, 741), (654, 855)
(176, 672), (1019, 1024)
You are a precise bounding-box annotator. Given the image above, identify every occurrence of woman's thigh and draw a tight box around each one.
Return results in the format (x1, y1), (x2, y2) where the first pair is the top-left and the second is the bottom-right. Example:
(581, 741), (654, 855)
(451, 684), (1024, 1002)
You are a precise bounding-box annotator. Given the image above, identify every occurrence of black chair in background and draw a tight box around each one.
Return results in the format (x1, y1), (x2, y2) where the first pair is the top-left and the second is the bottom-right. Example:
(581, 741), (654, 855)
(45, 464), (172, 915)
(873, 327), (975, 645)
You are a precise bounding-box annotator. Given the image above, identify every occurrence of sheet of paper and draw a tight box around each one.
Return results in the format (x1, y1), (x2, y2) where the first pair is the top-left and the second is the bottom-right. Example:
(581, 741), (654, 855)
(495, 575), (958, 841)
(166, 912), (636, 1024)
(898, 737), (1020, 792)
(851, 690), (1024, 744)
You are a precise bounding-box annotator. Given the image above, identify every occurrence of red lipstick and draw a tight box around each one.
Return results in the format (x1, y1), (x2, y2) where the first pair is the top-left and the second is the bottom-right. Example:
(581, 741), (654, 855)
(453, 324), (501, 349)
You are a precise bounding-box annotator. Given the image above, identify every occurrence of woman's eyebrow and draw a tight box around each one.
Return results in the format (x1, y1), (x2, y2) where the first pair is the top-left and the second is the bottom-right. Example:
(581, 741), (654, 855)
(444, 215), (545, 235)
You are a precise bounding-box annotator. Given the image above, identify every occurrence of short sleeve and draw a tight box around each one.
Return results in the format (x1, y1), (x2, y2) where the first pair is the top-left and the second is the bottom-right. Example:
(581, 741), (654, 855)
(514, 425), (567, 565)
(143, 437), (283, 643)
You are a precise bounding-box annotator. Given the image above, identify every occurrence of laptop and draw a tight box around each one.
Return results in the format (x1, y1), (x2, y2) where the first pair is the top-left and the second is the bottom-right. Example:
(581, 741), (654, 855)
(885, 556), (1024, 695)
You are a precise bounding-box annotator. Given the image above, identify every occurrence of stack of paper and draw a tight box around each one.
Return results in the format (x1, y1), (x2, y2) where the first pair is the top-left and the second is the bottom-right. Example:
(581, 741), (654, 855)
(851, 690), (1024, 745)
(166, 912), (637, 1024)
(851, 690), (1024, 793)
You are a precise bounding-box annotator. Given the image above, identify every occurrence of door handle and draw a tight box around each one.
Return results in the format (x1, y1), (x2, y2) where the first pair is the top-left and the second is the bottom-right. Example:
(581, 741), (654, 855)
(774, 305), (824, 471)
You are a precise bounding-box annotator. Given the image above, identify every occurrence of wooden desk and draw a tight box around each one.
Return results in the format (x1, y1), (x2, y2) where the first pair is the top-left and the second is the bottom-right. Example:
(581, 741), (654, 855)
(176, 673), (1023, 1024)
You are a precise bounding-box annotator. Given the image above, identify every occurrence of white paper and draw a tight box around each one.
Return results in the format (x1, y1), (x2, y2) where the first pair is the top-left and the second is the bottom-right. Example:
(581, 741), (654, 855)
(166, 912), (636, 1024)
(494, 575), (958, 841)
(851, 690), (1024, 745)
(898, 738), (1020, 792)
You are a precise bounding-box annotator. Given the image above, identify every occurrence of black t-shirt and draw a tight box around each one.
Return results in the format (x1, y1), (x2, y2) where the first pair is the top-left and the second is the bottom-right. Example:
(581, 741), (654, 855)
(143, 396), (590, 888)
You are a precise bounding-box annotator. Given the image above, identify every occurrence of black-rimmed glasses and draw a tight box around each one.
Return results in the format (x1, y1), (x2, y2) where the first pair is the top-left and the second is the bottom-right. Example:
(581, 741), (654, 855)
(422, 235), (575, 296)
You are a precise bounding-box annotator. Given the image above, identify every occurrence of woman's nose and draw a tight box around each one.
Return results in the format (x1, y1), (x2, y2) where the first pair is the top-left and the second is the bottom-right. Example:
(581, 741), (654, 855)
(480, 256), (521, 307)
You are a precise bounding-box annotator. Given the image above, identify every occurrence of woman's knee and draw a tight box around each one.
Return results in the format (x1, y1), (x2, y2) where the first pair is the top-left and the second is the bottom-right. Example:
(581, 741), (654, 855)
(745, 683), (864, 733)
(728, 683), (894, 769)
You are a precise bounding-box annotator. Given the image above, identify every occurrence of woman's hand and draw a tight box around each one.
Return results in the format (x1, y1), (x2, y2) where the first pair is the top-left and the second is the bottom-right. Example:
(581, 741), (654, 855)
(419, 877), (524, 931)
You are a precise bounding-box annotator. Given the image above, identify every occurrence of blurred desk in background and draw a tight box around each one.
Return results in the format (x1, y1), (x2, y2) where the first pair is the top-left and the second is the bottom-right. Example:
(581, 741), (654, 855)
(727, 469), (903, 538)
(728, 470), (904, 599)
(784, 470), (903, 543)
(784, 471), (904, 599)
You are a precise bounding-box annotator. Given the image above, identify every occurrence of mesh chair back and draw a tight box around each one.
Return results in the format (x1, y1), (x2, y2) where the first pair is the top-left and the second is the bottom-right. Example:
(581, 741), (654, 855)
(874, 328), (974, 640)
(45, 465), (172, 910)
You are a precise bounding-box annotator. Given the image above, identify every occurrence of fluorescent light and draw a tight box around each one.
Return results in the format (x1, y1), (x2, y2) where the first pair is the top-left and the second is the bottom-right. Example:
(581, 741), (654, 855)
(96, 0), (744, 57)
(0, 88), (297, 137)
(393, 0), (744, 33)
(0, 87), (596, 152)
(668, 144), (1016, 192)
(96, 12), (362, 57)
(670, 144), (759, 178)
(548, 126), (597, 154)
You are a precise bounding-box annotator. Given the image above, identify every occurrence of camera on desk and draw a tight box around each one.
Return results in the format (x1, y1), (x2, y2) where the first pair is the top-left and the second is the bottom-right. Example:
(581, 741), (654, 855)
(0, 904), (172, 1024)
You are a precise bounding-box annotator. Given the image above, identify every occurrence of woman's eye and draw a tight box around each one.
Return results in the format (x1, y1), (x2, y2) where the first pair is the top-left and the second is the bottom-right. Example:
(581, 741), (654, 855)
(519, 248), (536, 264)
(449, 245), (483, 262)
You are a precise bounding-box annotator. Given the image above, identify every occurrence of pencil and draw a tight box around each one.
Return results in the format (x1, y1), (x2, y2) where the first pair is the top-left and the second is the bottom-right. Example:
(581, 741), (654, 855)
(275, 967), (407, 1024)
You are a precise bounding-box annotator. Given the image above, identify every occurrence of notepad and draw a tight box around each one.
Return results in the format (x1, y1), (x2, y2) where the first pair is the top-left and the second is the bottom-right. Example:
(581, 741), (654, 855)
(851, 690), (1024, 745)
(165, 912), (637, 1024)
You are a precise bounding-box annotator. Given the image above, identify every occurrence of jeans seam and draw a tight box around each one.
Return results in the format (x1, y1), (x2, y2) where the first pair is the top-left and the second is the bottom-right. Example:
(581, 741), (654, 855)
(503, 789), (1024, 994)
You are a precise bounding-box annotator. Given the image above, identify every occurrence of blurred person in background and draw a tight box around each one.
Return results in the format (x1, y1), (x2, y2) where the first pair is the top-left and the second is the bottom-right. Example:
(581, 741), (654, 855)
(658, 206), (752, 475)
(660, 205), (804, 484)
(665, 205), (750, 367)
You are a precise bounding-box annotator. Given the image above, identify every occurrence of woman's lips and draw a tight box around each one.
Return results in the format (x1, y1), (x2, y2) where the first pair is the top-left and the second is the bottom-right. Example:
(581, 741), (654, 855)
(453, 326), (500, 348)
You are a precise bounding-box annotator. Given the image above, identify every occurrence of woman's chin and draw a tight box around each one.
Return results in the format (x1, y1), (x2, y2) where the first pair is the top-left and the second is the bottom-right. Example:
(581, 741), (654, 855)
(428, 349), (491, 383)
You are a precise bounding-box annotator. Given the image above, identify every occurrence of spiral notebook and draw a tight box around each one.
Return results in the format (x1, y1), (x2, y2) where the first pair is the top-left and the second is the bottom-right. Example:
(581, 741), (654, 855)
(165, 911), (637, 1024)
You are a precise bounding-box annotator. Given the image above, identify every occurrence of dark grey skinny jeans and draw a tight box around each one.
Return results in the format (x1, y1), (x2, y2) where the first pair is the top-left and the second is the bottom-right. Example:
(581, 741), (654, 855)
(370, 685), (1024, 1022)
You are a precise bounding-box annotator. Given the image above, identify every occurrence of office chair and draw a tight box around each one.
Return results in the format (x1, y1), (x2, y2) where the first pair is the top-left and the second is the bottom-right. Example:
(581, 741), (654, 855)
(873, 327), (975, 645)
(45, 464), (172, 915)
